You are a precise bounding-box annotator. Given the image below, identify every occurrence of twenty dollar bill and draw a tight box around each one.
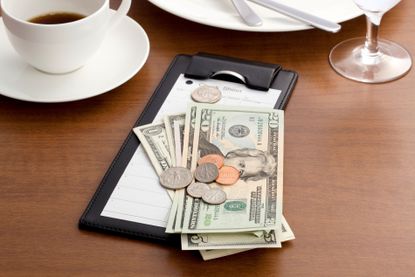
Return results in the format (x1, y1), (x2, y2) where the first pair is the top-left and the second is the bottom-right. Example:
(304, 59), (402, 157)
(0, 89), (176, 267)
(179, 104), (284, 233)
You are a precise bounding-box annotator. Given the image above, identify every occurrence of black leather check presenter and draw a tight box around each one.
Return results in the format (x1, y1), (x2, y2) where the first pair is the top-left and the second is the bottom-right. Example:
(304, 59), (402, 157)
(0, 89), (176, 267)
(79, 53), (298, 245)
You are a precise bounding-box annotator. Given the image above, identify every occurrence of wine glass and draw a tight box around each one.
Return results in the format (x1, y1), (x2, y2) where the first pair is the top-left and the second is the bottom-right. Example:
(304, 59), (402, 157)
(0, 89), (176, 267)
(329, 0), (412, 83)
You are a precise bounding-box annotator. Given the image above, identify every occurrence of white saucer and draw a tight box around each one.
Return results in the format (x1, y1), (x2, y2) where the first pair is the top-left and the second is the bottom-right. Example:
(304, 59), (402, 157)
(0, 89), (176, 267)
(0, 11), (150, 103)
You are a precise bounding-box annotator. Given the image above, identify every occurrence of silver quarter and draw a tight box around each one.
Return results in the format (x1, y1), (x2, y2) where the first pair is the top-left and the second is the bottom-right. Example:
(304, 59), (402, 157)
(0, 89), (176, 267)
(194, 163), (219, 183)
(159, 167), (193, 190)
(202, 188), (227, 205)
(191, 85), (222, 103)
(186, 182), (210, 198)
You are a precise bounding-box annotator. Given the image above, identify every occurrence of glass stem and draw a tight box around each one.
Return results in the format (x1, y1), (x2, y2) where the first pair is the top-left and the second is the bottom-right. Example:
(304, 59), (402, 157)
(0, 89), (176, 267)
(364, 15), (380, 55)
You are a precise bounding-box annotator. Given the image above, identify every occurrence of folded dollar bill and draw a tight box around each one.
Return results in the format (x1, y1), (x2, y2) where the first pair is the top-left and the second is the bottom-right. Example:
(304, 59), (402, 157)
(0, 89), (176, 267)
(199, 216), (295, 260)
(181, 215), (293, 250)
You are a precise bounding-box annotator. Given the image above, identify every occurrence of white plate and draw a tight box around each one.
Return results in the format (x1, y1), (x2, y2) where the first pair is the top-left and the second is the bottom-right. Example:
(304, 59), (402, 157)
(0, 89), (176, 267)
(148, 0), (362, 32)
(0, 11), (150, 103)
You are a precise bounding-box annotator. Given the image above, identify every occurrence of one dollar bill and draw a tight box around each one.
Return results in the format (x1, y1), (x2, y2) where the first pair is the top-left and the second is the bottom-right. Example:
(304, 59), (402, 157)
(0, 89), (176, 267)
(133, 122), (173, 175)
(164, 113), (186, 166)
(133, 122), (175, 199)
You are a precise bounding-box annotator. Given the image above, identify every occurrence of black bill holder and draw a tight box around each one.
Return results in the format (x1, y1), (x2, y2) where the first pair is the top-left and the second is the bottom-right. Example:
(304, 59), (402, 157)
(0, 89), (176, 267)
(78, 53), (298, 245)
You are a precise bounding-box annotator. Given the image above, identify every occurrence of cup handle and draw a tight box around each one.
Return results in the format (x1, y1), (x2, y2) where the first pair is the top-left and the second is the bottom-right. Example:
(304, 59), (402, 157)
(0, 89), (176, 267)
(109, 0), (132, 28)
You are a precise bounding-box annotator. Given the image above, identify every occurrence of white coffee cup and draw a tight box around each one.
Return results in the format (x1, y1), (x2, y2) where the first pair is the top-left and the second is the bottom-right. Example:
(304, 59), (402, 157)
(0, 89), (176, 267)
(1, 0), (131, 74)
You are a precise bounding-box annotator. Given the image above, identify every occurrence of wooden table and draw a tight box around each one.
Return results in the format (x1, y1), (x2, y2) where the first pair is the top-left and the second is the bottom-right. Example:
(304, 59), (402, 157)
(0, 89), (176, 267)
(1, 1), (415, 276)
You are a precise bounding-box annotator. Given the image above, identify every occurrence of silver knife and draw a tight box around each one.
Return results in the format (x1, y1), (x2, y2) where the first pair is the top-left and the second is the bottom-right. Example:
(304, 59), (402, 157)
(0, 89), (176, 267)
(248, 0), (341, 33)
(231, 0), (263, 27)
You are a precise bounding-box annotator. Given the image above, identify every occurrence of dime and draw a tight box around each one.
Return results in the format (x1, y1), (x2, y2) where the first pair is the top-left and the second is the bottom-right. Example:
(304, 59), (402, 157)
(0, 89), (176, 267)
(215, 166), (240, 186)
(202, 188), (227, 205)
(197, 154), (224, 169)
(194, 163), (219, 183)
(191, 85), (222, 104)
(186, 182), (210, 198)
(159, 167), (193, 190)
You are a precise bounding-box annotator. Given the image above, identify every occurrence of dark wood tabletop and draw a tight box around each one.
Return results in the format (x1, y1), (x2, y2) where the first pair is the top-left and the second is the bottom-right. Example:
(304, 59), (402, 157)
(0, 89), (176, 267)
(1, 1), (415, 276)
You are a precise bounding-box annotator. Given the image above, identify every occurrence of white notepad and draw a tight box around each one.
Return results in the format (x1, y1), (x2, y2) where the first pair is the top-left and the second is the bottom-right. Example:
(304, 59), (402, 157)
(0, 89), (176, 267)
(101, 74), (282, 227)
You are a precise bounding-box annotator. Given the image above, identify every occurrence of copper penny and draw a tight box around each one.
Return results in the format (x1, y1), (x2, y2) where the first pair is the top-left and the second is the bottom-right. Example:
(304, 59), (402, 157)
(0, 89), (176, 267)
(197, 154), (224, 169)
(215, 166), (240, 185)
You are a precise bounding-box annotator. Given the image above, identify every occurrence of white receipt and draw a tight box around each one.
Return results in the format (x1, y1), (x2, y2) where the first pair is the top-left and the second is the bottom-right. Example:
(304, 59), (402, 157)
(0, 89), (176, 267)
(101, 74), (282, 227)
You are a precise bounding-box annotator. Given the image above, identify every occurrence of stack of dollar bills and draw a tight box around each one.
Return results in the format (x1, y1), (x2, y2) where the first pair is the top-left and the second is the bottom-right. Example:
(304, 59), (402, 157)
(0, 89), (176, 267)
(133, 103), (294, 260)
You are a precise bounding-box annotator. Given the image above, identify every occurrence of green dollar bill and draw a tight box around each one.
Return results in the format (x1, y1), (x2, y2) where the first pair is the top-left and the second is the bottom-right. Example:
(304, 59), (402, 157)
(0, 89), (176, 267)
(169, 105), (199, 233)
(181, 104), (284, 233)
(198, 215), (294, 260)
(164, 113), (186, 166)
(133, 122), (174, 199)
(133, 122), (173, 175)
(182, 215), (293, 250)
(181, 229), (281, 250)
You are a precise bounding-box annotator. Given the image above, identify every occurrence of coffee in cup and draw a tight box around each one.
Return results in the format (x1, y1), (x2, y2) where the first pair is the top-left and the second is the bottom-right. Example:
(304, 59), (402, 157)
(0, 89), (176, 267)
(1, 0), (131, 74)
(29, 12), (86, 25)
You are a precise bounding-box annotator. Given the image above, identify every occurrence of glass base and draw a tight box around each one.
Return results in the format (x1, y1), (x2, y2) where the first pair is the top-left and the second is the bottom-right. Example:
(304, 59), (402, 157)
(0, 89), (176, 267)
(329, 37), (412, 83)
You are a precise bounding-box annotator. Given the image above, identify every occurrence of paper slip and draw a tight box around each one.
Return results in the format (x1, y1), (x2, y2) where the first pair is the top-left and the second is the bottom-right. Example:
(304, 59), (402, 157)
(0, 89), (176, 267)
(101, 74), (282, 228)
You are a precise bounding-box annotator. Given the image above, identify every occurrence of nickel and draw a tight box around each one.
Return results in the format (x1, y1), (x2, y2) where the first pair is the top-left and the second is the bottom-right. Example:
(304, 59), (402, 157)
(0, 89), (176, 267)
(194, 163), (219, 183)
(202, 188), (227, 205)
(186, 182), (210, 198)
(159, 167), (193, 190)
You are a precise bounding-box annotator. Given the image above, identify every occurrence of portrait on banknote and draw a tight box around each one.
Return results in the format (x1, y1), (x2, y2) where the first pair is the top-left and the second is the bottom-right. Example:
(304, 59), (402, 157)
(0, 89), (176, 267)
(197, 134), (277, 182)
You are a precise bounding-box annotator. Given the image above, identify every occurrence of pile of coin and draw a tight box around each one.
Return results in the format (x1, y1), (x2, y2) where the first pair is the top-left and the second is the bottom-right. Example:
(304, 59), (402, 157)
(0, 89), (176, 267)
(191, 159), (226, 204)
(159, 154), (240, 205)
(191, 154), (240, 204)
(196, 154), (240, 185)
